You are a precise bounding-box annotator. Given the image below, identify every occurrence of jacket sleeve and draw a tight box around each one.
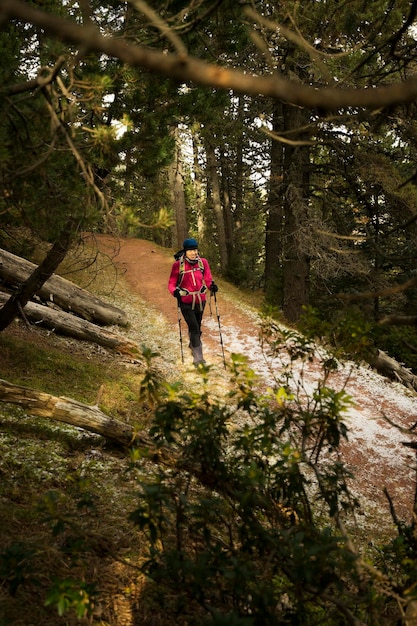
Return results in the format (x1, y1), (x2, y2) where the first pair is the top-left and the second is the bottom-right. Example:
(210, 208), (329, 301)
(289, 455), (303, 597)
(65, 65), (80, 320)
(168, 261), (180, 296)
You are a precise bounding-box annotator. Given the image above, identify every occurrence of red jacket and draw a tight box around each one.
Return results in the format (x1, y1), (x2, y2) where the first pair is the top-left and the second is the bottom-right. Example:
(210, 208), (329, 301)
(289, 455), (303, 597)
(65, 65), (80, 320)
(168, 256), (213, 307)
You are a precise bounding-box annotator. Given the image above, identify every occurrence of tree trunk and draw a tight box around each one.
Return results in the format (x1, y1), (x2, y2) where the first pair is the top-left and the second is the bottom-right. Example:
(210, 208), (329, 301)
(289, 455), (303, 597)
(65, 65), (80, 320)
(0, 378), (296, 523)
(205, 138), (229, 271)
(0, 377), (134, 445)
(371, 349), (417, 391)
(0, 248), (128, 326)
(0, 293), (138, 355)
(0, 378), (168, 454)
(379, 314), (417, 326)
(0, 220), (75, 331)
(220, 150), (234, 257)
(225, 98), (243, 275)
(191, 128), (206, 243)
(282, 102), (311, 323)
(265, 100), (284, 303)
(234, 96), (244, 230)
(168, 126), (188, 248)
(282, 180), (311, 323)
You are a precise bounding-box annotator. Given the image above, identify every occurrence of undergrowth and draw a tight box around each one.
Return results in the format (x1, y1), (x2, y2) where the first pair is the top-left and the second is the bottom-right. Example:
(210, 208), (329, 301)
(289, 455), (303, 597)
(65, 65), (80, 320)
(0, 241), (416, 625)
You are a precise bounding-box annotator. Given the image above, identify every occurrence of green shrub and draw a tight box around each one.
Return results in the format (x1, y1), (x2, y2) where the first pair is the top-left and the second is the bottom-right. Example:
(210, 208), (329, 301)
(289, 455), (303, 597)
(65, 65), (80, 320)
(127, 333), (409, 625)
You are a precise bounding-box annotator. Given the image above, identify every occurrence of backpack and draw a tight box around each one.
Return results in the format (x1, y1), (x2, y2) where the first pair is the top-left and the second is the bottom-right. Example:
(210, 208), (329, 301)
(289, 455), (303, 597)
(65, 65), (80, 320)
(174, 250), (205, 288)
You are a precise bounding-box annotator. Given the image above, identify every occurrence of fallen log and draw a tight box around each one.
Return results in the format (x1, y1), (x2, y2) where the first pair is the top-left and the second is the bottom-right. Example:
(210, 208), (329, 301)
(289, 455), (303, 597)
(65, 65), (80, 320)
(0, 377), (134, 444)
(0, 378), (162, 454)
(0, 292), (138, 356)
(371, 349), (417, 392)
(379, 314), (417, 326)
(0, 247), (128, 327)
(0, 378), (298, 525)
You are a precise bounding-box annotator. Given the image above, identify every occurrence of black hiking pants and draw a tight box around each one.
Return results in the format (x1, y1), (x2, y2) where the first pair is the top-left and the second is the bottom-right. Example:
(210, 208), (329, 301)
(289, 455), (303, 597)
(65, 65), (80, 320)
(180, 301), (206, 347)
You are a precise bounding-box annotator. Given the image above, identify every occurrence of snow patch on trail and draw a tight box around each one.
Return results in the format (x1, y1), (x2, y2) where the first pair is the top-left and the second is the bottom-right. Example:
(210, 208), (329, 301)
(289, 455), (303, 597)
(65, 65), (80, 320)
(202, 310), (417, 524)
(91, 234), (417, 536)
(116, 272), (417, 528)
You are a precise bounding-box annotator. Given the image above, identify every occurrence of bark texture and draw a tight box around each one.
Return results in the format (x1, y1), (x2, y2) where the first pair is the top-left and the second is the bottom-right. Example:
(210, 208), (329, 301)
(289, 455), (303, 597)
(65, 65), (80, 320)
(0, 293), (138, 356)
(0, 248), (128, 327)
(0, 222), (74, 331)
(0, 377), (297, 524)
(0, 378), (154, 450)
(371, 349), (417, 391)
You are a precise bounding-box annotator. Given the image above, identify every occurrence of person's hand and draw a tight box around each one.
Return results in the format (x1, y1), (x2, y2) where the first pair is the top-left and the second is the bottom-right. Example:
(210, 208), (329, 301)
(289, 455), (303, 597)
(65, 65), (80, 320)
(174, 288), (189, 297)
(210, 282), (218, 294)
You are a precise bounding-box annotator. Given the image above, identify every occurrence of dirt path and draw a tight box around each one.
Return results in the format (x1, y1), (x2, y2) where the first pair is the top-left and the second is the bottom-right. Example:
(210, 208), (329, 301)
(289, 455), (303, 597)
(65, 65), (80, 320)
(92, 235), (417, 534)
(93, 235), (260, 367)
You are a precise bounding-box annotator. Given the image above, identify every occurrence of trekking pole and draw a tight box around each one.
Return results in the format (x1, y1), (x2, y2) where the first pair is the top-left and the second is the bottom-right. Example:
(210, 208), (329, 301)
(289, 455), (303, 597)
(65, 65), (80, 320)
(212, 291), (226, 369)
(177, 297), (184, 363)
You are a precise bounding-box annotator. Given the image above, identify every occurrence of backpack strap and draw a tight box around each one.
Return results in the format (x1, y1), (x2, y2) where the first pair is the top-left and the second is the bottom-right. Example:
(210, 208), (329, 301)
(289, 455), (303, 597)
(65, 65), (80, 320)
(177, 255), (185, 288)
(177, 255), (205, 287)
(176, 256), (207, 309)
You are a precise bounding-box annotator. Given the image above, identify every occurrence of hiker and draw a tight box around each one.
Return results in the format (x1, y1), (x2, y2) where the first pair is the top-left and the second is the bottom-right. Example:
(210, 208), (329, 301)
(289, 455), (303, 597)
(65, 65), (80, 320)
(168, 238), (218, 365)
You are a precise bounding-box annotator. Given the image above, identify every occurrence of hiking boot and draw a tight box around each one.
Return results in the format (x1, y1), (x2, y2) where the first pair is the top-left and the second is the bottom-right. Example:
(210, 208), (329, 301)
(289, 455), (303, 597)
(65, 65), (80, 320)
(191, 344), (206, 366)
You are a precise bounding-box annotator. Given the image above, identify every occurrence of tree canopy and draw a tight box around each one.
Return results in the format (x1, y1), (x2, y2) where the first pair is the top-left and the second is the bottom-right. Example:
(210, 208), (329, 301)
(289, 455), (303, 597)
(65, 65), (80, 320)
(2, 0), (417, 353)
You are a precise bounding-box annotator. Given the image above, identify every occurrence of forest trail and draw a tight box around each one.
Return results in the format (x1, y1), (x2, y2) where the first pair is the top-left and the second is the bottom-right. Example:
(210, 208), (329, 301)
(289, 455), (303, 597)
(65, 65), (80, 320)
(91, 234), (261, 369)
(91, 234), (417, 534)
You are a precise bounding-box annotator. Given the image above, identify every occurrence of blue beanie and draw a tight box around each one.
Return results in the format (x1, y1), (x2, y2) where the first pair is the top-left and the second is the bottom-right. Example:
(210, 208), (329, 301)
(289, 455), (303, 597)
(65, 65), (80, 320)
(183, 238), (198, 250)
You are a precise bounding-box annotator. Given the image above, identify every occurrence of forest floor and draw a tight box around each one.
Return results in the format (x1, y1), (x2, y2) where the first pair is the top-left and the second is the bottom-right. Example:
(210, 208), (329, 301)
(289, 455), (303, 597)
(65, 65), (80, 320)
(90, 234), (417, 534)
(2, 234), (417, 625)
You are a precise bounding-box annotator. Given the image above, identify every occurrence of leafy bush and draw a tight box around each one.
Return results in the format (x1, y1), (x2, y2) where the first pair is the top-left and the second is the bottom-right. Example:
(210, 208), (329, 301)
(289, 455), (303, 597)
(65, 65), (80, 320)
(45, 578), (97, 619)
(127, 329), (412, 625)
